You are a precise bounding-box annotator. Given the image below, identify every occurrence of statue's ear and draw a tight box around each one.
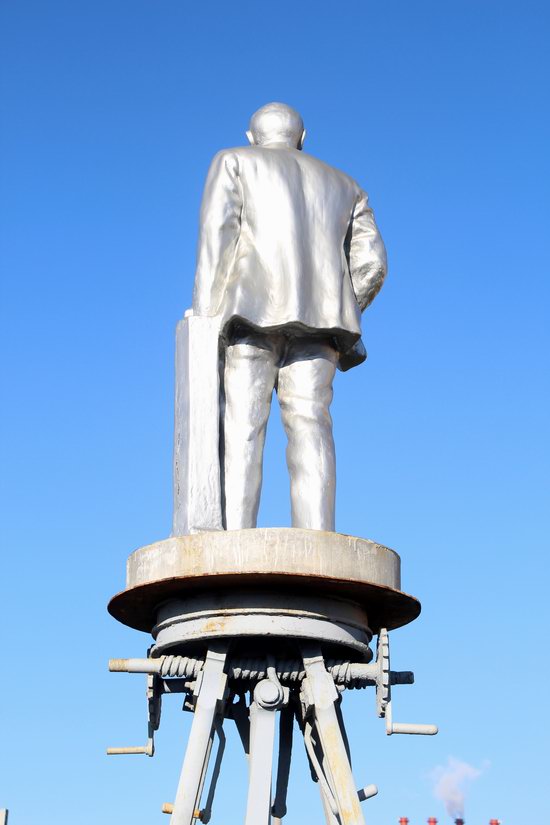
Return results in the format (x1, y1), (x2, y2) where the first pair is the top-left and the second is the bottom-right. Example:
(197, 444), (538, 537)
(298, 129), (306, 150)
(246, 130), (255, 145)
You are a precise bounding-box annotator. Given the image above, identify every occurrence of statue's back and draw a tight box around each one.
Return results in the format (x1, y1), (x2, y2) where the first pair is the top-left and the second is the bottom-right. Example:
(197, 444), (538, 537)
(200, 143), (365, 346)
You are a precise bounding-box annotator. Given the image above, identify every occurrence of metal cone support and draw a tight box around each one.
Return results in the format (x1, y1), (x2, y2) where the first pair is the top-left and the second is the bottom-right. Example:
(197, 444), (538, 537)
(108, 628), (437, 824)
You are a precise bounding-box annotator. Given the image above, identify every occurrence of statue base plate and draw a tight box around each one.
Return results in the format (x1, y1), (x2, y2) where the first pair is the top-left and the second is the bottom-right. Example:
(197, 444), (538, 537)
(108, 528), (420, 640)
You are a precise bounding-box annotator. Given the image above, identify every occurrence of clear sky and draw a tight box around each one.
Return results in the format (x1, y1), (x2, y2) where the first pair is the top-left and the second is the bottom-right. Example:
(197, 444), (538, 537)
(1, 1), (548, 824)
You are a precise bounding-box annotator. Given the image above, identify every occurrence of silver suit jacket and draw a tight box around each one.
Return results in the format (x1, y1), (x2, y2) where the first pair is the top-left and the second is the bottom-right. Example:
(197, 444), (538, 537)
(192, 144), (387, 366)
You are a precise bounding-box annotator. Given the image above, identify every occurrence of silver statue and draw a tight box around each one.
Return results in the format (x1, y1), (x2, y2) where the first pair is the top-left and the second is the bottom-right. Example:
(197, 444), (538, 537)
(174, 102), (387, 535)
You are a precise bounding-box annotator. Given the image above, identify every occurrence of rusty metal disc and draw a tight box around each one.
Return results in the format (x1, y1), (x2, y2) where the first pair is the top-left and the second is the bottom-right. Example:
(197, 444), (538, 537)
(108, 528), (421, 635)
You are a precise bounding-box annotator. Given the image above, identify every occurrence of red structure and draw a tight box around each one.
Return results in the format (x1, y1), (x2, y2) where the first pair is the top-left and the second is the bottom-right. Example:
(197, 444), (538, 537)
(398, 817), (500, 824)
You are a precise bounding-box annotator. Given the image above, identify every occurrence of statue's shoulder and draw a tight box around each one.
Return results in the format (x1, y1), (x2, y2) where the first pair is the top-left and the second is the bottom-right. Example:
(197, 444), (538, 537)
(206, 146), (240, 167)
(211, 145), (256, 161)
(206, 145), (259, 175)
(301, 151), (362, 193)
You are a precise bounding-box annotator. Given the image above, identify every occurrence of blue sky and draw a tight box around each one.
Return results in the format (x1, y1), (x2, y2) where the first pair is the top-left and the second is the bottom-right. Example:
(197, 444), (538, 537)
(0, 1), (548, 823)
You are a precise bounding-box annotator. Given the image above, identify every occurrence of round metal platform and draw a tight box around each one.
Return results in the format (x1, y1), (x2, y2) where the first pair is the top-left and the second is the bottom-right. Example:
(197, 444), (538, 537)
(108, 528), (420, 635)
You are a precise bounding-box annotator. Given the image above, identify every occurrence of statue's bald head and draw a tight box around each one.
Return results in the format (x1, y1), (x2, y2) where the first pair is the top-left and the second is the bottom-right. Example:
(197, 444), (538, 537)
(247, 103), (306, 150)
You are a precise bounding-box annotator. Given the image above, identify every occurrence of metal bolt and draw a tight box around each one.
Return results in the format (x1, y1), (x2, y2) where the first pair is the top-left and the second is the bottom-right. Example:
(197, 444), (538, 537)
(255, 677), (284, 709)
(357, 784), (378, 801)
(258, 680), (280, 704)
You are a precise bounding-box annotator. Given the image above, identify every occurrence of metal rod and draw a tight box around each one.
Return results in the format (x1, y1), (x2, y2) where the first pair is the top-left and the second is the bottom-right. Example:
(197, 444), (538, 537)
(200, 718), (226, 824)
(388, 722), (438, 735)
(109, 656), (413, 688)
(384, 700), (438, 735)
(303, 721), (339, 817)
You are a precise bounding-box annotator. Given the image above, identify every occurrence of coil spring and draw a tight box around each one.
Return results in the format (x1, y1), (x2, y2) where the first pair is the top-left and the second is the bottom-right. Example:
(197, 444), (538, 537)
(157, 655), (365, 687)
(159, 656), (203, 679)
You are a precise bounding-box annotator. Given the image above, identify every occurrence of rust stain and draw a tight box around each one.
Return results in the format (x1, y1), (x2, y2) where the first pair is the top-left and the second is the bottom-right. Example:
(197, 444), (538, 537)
(202, 616), (229, 633)
(322, 723), (363, 821)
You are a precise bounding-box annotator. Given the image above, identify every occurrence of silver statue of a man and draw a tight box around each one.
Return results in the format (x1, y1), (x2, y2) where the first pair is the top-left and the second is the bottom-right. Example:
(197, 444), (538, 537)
(189, 102), (387, 533)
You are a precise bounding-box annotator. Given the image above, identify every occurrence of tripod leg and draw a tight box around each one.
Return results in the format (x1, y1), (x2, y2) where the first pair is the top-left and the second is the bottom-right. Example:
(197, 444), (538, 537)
(301, 645), (366, 825)
(244, 679), (284, 825)
(271, 704), (294, 822)
(170, 646), (228, 825)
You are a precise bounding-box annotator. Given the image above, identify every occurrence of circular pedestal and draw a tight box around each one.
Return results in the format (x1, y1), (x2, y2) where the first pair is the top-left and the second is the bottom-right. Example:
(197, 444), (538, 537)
(108, 529), (420, 644)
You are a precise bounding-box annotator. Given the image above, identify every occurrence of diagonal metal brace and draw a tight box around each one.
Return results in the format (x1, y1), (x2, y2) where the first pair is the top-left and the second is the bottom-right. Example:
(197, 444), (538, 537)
(301, 644), (366, 825)
(169, 645), (229, 825)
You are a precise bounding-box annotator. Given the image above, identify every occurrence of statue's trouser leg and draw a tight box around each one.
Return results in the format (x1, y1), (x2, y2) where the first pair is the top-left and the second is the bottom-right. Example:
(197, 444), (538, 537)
(277, 341), (337, 531)
(223, 341), (278, 529)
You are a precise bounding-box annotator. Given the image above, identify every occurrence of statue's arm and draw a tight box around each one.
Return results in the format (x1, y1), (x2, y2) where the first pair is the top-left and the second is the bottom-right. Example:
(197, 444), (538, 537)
(192, 151), (242, 316)
(347, 189), (388, 311)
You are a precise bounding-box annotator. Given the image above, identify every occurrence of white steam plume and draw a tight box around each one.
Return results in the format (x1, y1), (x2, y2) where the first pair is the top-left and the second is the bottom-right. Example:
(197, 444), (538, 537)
(431, 756), (485, 819)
